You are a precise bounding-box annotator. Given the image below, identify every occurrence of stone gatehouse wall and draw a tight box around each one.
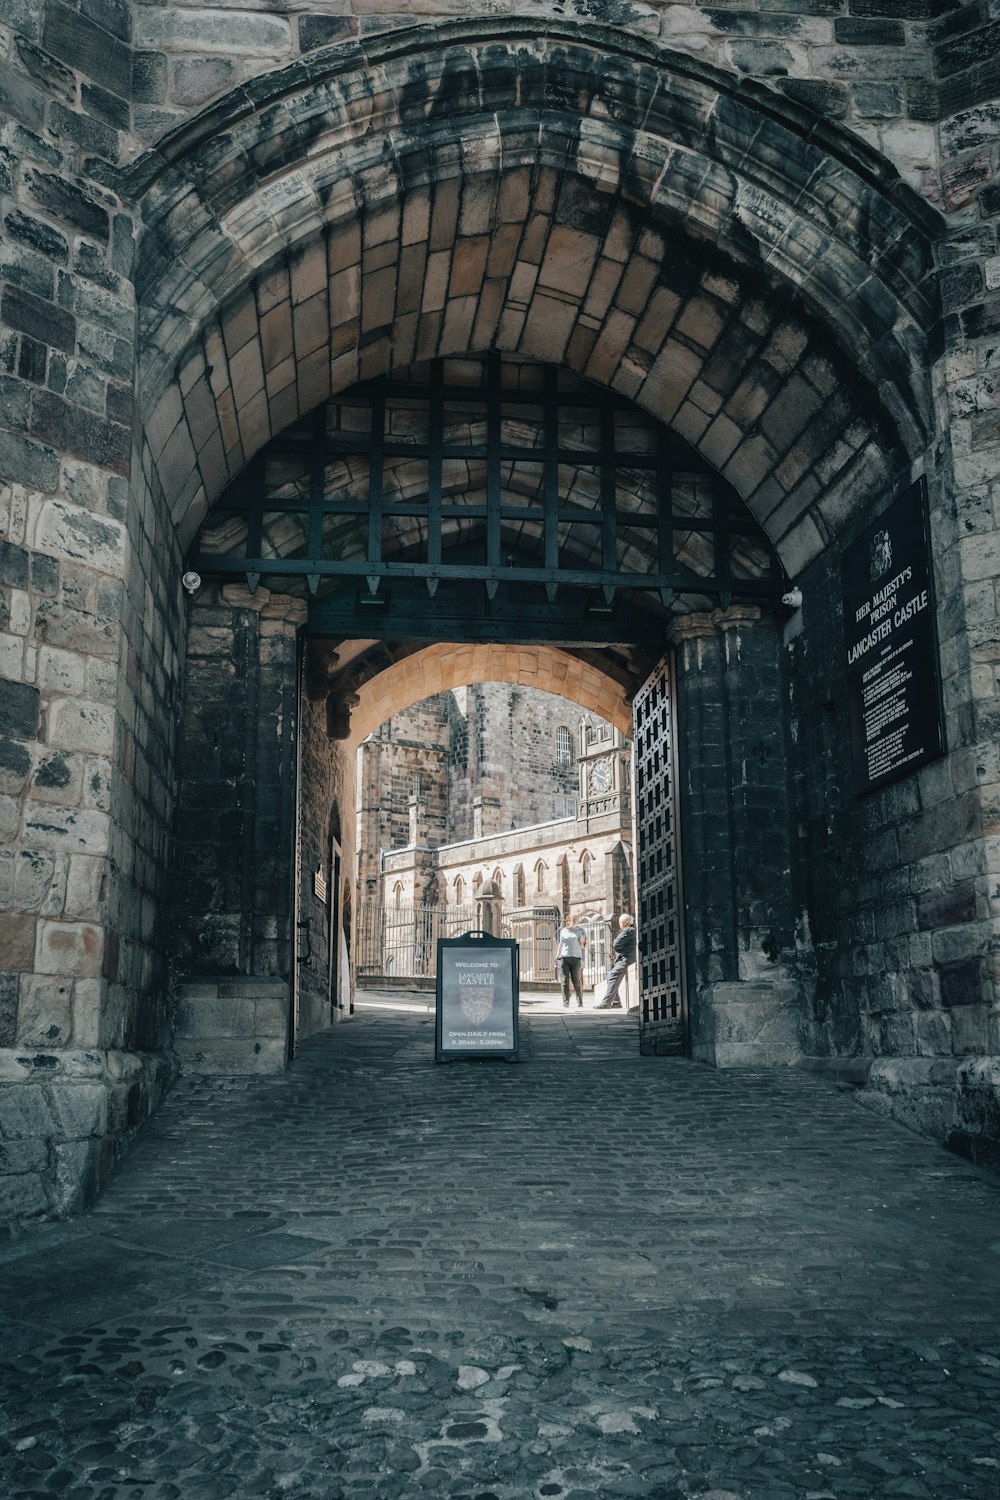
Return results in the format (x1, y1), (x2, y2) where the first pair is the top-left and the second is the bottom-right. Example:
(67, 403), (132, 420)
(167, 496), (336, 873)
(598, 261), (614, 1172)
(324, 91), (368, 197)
(171, 583), (302, 983)
(1, 1), (1000, 1221)
(786, 467), (1000, 1169)
(118, 3), (988, 179)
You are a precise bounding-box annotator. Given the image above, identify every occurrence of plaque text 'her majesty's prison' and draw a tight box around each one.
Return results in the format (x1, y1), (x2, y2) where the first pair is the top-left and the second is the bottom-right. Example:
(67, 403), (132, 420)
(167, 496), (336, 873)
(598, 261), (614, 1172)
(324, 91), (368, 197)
(842, 479), (945, 796)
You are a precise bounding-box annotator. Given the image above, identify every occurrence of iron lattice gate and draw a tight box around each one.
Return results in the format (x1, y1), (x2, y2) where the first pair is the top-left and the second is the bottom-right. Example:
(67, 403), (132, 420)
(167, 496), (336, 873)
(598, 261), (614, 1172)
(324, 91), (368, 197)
(633, 655), (686, 1055)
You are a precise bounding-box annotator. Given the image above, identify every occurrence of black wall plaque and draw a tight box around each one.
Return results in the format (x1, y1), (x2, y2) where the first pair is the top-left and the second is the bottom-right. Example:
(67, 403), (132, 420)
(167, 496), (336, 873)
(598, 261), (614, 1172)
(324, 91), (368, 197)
(842, 478), (945, 796)
(435, 932), (519, 1062)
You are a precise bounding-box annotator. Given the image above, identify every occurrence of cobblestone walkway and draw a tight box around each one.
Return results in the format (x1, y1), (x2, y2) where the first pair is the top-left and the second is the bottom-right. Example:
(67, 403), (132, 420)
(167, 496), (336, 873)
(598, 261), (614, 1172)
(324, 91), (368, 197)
(2, 998), (1000, 1499)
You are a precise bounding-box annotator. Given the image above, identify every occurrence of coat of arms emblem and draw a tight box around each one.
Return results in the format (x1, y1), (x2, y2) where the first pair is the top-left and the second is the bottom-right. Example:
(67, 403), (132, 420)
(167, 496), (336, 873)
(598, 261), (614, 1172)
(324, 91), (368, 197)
(458, 982), (495, 1024)
(869, 529), (892, 582)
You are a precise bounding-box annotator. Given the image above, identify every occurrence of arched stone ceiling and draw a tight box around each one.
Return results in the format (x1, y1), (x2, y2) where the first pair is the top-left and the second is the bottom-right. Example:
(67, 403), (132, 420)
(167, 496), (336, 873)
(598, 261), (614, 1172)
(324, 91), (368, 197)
(126, 20), (942, 578)
(343, 642), (635, 750)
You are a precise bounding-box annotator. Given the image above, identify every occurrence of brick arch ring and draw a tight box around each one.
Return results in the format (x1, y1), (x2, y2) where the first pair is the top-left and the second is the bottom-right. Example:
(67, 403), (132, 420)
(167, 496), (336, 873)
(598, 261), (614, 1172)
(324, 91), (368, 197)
(345, 644), (634, 750)
(125, 19), (943, 578)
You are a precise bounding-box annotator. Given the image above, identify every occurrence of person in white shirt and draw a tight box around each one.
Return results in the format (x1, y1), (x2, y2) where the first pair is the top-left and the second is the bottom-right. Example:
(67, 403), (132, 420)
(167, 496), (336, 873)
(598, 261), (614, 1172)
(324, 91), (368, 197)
(556, 917), (586, 1008)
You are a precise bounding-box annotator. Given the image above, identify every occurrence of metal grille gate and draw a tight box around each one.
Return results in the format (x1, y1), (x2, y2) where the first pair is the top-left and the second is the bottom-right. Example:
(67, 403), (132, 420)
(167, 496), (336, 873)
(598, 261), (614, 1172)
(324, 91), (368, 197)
(633, 656), (686, 1054)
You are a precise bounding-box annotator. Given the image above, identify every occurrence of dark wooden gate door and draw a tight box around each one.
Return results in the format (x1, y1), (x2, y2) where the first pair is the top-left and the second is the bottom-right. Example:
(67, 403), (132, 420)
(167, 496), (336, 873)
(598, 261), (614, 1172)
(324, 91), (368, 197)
(632, 655), (686, 1055)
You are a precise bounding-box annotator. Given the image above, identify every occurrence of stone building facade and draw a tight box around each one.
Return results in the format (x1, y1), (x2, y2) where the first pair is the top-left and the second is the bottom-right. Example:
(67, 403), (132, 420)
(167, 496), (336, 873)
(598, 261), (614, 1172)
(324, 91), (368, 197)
(357, 683), (601, 901)
(359, 685), (633, 961)
(2, 2), (1000, 1219)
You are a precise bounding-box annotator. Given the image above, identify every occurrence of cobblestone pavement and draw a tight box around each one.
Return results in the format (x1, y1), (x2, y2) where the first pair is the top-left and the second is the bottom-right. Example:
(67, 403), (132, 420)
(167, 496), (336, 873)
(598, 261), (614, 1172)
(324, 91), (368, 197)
(2, 997), (1000, 1499)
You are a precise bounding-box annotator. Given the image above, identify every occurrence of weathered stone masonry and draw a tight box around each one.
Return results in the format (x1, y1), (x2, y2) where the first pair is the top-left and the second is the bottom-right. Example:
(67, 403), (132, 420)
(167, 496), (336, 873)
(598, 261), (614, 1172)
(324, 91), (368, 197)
(2, 3), (1000, 1219)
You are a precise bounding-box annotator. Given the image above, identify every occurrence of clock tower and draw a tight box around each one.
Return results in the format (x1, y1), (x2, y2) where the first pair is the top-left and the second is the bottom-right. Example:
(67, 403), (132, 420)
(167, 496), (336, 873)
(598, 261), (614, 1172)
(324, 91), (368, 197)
(578, 719), (631, 822)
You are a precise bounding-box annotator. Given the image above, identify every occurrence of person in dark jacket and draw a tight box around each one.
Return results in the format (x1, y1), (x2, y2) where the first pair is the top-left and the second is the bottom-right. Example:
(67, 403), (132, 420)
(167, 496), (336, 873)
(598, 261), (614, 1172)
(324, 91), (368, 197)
(595, 914), (636, 1009)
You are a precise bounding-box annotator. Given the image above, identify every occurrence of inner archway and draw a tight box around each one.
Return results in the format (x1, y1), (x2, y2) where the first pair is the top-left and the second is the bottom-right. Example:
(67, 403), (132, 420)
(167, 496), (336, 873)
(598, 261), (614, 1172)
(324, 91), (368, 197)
(351, 677), (634, 1010)
(172, 340), (793, 1065)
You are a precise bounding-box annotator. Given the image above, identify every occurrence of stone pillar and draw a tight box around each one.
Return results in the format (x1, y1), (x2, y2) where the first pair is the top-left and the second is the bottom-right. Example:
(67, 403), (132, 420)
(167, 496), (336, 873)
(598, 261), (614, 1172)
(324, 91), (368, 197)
(716, 608), (797, 980)
(408, 791), (425, 848)
(170, 585), (305, 1074)
(670, 613), (738, 991)
(477, 888), (502, 937)
(671, 610), (809, 1067)
(472, 795), (496, 839)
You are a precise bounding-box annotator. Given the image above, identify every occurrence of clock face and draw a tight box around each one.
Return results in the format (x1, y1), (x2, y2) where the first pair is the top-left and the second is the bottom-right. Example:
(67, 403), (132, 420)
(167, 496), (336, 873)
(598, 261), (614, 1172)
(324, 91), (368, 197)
(589, 759), (612, 794)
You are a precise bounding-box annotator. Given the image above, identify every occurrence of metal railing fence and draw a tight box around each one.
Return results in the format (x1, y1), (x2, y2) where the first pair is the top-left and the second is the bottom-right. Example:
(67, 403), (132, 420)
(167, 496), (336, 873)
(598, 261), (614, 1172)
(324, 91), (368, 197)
(356, 898), (608, 984)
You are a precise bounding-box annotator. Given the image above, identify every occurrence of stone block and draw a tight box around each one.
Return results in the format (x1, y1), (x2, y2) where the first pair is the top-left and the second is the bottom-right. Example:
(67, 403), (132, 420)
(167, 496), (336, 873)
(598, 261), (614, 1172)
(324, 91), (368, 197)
(19, 831), (67, 906)
(0, 974), (17, 1048)
(0, 1085), (55, 1141)
(691, 980), (807, 1067)
(299, 15), (355, 53)
(42, 1), (131, 95)
(0, 60), (47, 133)
(835, 17), (906, 45)
(23, 804), (108, 864)
(35, 920), (103, 978)
(52, 1136), (103, 1216)
(0, 737), (32, 794)
(23, 166), (110, 243)
(2, 210), (69, 266)
(961, 300), (1000, 340)
(949, 1005), (989, 1055)
(65, 855), (105, 920)
(131, 50), (166, 104)
(81, 0), (131, 44)
(917, 880), (977, 930)
(14, 34), (73, 99)
(48, 699), (116, 757)
(0, 914), (36, 973)
(48, 101), (119, 163)
(939, 958), (984, 1008)
(35, 602), (119, 659)
(174, 1037), (287, 1075)
(29, 392), (131, 478)
(0, 1137), (46, 1173)
(1, 792), (22, 837)
(135, 9), (293, 56)
(16, 974), (72, 1047)
(254, 993), (289, 1039)
(36, 646), (86, 697)
(45, 1080), (108, 1139)
(173, 993), (256, 1040)
(0, 676), (40, 740)
(82, 82), (130, 132)
(31, 750), (82, 806)
(34, 498), (127, 579)
(0, 1168), (49, 1221)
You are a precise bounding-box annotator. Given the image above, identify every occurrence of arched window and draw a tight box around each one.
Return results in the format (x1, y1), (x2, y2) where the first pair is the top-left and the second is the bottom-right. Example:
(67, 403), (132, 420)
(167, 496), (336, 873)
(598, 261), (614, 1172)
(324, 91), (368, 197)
(392, 881), (403, 908)
(581, 851), (593, 885)
(454, 875), (464, 905)
(492, 868), (504, 894)
(555, 725), (572, 764)
(514, 865), (525, 905)
(535, 859), (547, 894)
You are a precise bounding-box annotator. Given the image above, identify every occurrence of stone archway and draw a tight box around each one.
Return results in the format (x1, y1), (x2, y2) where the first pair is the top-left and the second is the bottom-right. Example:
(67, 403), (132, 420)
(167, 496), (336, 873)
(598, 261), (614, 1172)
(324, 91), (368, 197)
(130, 24), (990, 1161)
(8, 14), (1000, 1228)
(127, 22), (938, 572)
(346, 645), (633, 749)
